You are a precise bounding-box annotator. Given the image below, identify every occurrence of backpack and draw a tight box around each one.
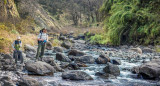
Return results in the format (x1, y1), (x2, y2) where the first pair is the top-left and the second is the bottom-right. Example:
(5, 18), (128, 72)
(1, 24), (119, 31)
(15, 40), (21, 44)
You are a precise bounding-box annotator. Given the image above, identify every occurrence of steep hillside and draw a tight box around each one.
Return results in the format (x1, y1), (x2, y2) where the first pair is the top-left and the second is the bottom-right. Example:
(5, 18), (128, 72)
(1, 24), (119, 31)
(0, 0), (20, 22)
(15, 0), (62, 32)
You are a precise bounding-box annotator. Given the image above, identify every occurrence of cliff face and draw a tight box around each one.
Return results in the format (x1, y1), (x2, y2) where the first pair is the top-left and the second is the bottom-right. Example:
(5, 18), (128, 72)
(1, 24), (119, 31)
(0, 0), (60, 32)
(16, 0), (60, 31)
(0, 0), (20, 22)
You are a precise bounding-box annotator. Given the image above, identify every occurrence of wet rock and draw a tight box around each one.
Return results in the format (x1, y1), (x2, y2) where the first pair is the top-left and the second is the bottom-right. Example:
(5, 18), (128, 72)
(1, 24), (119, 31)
(103, 62), (120, 76)
(131, 66), (140, 74)
(18, 77), (43, 86)
(130, 47), (142, 54)
(59, 36), (66, 41)
(142, 48), (154, 53)
(75, 34), (85, 40)
(61, 41), (72, 49)
(95, 72), (116, 79)
(24, 44), (36, 53)
(24, 44), (36, 58)
(96, 53), (110, 64)
(62, 71), (93, 80)
(76, 55), (95, 64)
(48, 81), (60, 86)
(60, 62), (70, 69)
(138, 59), (160, 79)
(25, 61), (55, 75)
(3, 54), (12, 59)
(56, 53), (71, 62)
(0, 55), (16, 71)
(0, 76), (16, 86)
(43, 57), (64, 72)
(46, 41), (53, 50)
(68, 49), (86, 56)
(77, 62), (88, 67)
(111, 59), (121, 65)
(68, 63), (80, 70)
(53, 47), (63, 53)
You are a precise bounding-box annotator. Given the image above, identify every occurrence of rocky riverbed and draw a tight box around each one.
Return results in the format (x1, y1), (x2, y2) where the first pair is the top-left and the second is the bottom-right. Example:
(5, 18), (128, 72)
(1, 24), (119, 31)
(0, 35), (160, 86)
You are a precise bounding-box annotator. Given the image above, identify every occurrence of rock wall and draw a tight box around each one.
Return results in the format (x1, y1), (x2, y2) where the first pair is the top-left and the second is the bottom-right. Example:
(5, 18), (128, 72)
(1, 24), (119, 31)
(0, 0), (20, 22)
(16, 0), (60, 31)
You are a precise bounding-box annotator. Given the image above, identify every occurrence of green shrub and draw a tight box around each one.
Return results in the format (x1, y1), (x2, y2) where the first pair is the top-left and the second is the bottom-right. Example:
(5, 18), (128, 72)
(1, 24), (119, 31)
(101, 0), (160, 45)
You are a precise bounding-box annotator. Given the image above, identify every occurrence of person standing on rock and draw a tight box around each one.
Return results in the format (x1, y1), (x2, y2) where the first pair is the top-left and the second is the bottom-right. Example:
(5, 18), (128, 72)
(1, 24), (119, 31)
(36, 28), (48, 61)
(12, 36), (23, 64)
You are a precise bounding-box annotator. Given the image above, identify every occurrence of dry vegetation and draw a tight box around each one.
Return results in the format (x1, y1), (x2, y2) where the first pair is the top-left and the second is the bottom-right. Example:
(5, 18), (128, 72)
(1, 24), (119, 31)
(0, 23), (37, 53)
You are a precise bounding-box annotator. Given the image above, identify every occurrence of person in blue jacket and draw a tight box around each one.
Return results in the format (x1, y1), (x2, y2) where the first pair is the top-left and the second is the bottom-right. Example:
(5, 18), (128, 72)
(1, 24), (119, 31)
(36, 28), (48, 61)
(12, 36), (23, 64)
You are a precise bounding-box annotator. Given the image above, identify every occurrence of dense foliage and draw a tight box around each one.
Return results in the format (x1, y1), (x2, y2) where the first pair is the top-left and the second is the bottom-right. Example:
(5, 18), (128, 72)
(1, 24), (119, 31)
(100, 0), (160, 45)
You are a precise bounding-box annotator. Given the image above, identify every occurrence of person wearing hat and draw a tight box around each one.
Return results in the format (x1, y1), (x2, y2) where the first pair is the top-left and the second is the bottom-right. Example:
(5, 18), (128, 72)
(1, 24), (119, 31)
(12, 36), (23, 64)
(36, 28), (48, 61)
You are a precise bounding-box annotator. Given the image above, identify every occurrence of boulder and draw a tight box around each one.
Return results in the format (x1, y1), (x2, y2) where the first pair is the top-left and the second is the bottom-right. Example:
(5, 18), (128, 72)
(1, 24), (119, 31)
(95, 72), (116, 79)
(62, 71), (93, 80)
(46, 41), (52, 50)
(43, 57), (64, 72)
(96, 54), (110, 64)
(103, 62), (120, 76)
(130, 47), (142, 54)
(142, 48), (154, 53)
(24, 44), (36, 53)
(61, 41), (72, 49)
(131, 66), (140, 74)
(0, 76), (15, 86)
(111, 59), (121, 65)
(68, 63), (80, 70)
(53, 47), (63, 53)
(3, 54), (12, 59)
(24, 44), (36, 58)
(56, 53), (71, 62)
(77, 62), (88, 67)
(0, 55), (16, 71)
(18, 77), (43, 86)
(59, 36), (66, 41)
(25, 61), (55, 75)
(138, 59), (160, 79)
(75, 34), (85, 40)
(68, 49), (86, 56)
(77, 55), (95, 64)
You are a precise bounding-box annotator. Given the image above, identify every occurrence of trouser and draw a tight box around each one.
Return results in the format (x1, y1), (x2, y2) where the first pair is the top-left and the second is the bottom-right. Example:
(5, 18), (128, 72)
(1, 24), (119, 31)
(13, 50), (23, 64)
(36, 42), (46, 60)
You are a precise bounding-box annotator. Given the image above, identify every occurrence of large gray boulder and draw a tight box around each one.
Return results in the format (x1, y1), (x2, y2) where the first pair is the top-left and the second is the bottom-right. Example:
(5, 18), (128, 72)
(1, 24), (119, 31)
(24, 44), (36, 58)
(0, 54), (16, 71)
(43, 57), (64, 72)
(56, 53), (71, 62)
(103, 62), (120, 76)
(142, 47), (154, 53)
(138, 59), (160, 79)
(53, 47), (63, 53)
(76, 55), (95, 64)
(46, 41), (52, 50)
(130, 47), (142, 54)
(96, 54), (110, 64)
(18, 77), (43, 86)
(25, 61), (55, 75)
(24, 44), (36, 53)
(61, 41), (72, 49)
(111, 59), (121, 65)
(68, 49), (86, 56)
(62, 71), (93, 80)
(0, 76), (16, 86)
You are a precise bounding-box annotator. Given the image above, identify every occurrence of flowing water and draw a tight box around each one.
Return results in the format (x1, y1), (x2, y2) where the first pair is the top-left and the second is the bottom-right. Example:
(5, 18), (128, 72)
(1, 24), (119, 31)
(34, 40), (158, 86)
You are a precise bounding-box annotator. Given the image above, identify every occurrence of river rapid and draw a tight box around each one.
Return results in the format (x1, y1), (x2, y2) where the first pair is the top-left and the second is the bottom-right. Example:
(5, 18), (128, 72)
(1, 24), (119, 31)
(34, 40), (159, 86)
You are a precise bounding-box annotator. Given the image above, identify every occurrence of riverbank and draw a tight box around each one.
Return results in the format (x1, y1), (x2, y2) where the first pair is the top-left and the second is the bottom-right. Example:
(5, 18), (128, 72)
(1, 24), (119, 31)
(0, 33), (160, 86)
